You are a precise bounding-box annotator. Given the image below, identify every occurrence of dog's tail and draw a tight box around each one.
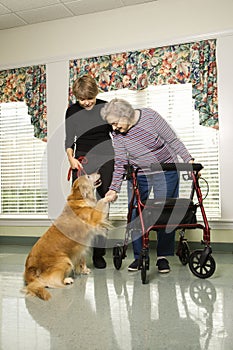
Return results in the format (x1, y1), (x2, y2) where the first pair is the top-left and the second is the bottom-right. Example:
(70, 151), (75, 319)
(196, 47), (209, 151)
(24, 279), (51, 301)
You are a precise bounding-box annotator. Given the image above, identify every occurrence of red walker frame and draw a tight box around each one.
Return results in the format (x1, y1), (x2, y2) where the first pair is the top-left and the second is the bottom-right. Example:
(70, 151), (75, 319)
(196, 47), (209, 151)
(113, 163), (216, 284)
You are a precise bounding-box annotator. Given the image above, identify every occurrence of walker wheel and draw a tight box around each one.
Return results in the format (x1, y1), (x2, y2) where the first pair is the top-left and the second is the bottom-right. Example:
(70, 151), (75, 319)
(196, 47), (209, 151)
(113, 245), (123, 270)
(141, 257), (147, 284)
(189, 250), (216, 279)
(179, 240), (190, 265)
(140, 255), (149, 284)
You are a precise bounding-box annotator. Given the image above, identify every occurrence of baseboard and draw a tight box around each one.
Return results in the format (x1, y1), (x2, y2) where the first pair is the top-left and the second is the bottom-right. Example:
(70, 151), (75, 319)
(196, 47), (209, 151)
(0, 236), (39, 246)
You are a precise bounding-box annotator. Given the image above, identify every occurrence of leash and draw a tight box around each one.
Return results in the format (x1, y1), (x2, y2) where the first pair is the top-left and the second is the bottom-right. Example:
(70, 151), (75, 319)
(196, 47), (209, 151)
(67, 156), (88, 181)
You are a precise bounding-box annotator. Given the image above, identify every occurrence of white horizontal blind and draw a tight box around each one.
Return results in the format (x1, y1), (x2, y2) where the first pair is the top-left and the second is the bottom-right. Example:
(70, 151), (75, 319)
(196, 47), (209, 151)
(0, 102), (48, 216)
(98, 83), (220, 220)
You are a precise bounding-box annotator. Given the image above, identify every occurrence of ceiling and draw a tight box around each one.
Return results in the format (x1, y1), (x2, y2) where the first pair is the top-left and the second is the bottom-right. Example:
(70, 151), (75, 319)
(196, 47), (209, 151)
(0, 0), (158, 30)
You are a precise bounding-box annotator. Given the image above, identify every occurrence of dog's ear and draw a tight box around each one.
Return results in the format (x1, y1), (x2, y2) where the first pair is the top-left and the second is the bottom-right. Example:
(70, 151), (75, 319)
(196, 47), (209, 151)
(70, 178), (83, 199)
(72, 178), (79, 189)
(72, 179), (81, 192)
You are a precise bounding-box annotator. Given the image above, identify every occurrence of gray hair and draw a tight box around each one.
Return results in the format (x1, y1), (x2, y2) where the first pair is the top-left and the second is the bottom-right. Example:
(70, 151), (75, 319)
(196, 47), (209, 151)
(100, 98), (135, 121)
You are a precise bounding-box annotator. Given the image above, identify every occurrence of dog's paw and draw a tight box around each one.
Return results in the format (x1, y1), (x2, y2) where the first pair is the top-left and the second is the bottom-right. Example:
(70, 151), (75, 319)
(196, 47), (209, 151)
(99, 197), (108, 203)
(96, 198), (109, 209)
(64, 277), (74, 285)
(81, 267), (91, 275)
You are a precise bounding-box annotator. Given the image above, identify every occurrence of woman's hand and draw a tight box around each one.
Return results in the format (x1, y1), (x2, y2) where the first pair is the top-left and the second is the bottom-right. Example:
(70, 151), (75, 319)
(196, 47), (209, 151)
(67, 148), (83, 170)
(105, 190), (118, 203)
(70, 158), (83, 170)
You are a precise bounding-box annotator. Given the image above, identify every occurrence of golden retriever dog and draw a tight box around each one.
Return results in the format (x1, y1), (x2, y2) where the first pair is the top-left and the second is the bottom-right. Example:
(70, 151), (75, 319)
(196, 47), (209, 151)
(23, 173), (110, 301)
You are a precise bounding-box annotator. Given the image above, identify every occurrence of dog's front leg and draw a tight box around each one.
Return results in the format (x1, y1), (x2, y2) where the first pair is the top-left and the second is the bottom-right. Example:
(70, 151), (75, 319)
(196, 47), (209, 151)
(95, 198), (109, 215)
(75, 257), (91, 275)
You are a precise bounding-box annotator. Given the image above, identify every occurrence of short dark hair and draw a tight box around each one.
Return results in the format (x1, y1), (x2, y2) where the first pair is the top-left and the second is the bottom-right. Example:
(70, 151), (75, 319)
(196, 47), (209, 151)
(72, 75), (99, 100)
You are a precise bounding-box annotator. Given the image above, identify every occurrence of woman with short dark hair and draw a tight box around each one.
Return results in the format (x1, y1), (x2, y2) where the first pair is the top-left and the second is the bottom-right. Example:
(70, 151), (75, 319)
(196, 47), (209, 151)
(65, 75), (114, 269)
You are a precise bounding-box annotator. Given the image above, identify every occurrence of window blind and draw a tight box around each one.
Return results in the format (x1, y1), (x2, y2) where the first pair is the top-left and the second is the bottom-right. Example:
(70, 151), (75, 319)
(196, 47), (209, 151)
(0, 102), (48, 216)
(0, 87), (220, 220)
(98, 83), (220, 220)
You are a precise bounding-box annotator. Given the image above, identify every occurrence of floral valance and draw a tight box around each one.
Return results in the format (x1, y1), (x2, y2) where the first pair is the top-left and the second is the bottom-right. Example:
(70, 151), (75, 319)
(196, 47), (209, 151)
(0, 64), (47, 140)
(69, 39), (218, 129)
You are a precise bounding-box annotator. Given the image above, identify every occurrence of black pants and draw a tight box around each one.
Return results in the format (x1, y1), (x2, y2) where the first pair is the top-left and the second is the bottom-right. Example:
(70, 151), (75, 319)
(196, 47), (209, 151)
(72, 158), (114, 257)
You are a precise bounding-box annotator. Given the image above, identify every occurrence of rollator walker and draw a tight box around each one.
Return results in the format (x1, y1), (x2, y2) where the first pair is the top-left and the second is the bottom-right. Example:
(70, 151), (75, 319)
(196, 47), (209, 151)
(113, 163), (216, 284)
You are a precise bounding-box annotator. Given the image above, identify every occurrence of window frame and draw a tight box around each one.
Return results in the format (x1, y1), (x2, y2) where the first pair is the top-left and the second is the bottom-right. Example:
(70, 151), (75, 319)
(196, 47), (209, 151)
(0, 101), (48, 219)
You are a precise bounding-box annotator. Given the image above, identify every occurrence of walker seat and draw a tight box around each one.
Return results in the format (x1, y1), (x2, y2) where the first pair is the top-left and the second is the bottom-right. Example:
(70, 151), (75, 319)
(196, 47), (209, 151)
(140, 198), (197, 228)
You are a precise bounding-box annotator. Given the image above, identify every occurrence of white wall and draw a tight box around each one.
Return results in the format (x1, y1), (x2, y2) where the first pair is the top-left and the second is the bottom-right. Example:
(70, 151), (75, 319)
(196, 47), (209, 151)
(217, 35), (233, 221)
(46, 61), (71, 219)
(0, 0), (233, 233)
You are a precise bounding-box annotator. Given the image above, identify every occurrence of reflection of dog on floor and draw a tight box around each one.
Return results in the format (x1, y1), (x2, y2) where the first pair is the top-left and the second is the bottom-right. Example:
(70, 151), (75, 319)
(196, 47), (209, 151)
(23, 173), (110, 301)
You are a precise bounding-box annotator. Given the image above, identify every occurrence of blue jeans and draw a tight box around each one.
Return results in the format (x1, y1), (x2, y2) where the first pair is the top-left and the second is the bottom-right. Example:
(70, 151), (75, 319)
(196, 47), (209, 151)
(127, 171), (179, 259)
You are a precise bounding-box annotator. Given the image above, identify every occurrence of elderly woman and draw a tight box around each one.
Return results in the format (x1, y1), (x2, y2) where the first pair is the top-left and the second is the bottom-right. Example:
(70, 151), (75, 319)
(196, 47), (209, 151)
(101, 98), (194, 273)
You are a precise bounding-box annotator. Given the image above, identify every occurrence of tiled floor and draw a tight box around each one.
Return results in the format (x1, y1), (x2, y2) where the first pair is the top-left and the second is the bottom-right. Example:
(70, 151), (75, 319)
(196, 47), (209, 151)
(0, 244), (233, 350)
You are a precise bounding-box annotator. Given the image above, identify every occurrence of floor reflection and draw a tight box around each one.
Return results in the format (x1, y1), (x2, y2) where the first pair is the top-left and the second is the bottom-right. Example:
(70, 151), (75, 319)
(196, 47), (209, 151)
(0, 247), (232, 350)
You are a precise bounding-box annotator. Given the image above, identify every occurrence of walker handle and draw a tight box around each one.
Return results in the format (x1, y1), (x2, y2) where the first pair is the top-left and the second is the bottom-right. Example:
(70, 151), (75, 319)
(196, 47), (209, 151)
(150, 163), (203, 172)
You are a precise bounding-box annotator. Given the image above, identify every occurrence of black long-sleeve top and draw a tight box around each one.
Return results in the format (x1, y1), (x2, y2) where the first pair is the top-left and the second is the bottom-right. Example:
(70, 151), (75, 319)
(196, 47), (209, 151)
(65, 99), (114, 158)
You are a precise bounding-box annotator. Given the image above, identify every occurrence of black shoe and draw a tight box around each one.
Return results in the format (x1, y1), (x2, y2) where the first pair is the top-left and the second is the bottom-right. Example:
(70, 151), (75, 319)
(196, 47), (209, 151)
(156, 258), (170, 273)
(128, 259), (139, 271)
(93, 256), (106, 269)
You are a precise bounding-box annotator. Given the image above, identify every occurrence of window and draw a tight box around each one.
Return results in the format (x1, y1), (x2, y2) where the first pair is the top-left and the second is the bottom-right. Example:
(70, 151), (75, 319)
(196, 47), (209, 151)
(98, 83), (220, 220)
(0, 102), (48, 217)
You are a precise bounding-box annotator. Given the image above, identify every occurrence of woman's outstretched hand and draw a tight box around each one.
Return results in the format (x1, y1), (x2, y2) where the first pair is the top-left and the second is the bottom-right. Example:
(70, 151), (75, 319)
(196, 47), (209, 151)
(105, 190), (118, 203)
